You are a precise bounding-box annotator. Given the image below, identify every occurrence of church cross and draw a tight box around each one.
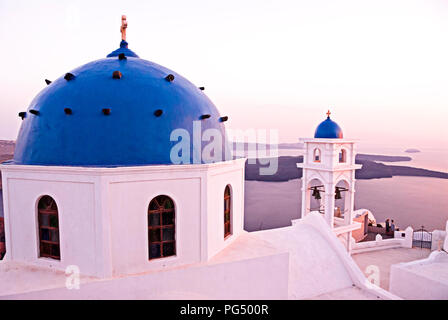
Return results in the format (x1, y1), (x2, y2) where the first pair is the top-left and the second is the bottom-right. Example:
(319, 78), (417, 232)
(121, 15), (128, 41)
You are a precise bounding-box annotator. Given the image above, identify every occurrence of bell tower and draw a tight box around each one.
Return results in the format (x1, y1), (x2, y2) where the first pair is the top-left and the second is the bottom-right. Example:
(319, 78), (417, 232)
(297, 111), (362, 251)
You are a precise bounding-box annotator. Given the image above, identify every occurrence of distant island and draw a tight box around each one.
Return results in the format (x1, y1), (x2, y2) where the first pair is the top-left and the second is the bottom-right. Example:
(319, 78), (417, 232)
(356, 154), (411, 162)
(0, 141), (14, 164)
(245, 155), (448, 182)
(233, 142), (304, 150)
(405, 148), (421, 153)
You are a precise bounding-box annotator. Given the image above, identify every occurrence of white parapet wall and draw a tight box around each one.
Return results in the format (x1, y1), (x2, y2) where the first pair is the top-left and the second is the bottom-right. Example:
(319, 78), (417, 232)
(389, 221), (448, 300)
(431, 229), (447, 251)
(257, 212), (399, 300)
(351, 227), (413, 255)
(0, 232), (290, 299)
(389, 250), (448, 300)
(444, 221), (448, 251)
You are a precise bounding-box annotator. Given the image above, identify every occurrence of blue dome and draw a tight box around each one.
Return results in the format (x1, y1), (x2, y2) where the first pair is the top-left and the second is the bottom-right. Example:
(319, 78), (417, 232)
(11, 43), (228, 167)
(314, 115), (343, 139)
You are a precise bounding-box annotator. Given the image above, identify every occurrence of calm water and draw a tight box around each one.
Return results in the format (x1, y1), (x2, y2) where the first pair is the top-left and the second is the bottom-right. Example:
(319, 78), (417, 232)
(245, 147), (448, 232)
(245, 177), (448, 232)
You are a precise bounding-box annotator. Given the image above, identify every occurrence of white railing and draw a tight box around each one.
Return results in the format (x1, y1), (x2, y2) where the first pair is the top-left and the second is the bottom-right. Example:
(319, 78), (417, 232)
(351, 227), (413, 254)
(334, 222), (362, 236)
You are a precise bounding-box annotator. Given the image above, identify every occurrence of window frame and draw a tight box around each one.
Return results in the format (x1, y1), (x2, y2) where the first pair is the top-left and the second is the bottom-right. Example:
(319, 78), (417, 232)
(37, 195), (61, 260)
(148, 195), (176, 261)
(313, 148), (321, 163)
(224, 185), (232, 239)
(339, 149), (347, 163)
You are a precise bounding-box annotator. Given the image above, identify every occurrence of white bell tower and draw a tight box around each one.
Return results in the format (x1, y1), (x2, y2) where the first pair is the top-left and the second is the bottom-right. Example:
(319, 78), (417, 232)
(297, 111), (362, 251)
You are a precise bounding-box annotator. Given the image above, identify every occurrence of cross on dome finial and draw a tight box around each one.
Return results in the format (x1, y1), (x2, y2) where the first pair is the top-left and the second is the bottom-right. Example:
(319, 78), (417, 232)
(326, 110), (331, 118)
(121, 15), (128, 41)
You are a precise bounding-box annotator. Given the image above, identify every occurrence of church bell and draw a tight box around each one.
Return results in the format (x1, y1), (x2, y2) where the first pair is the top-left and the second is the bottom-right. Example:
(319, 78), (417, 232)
(335, 187), (342, 200)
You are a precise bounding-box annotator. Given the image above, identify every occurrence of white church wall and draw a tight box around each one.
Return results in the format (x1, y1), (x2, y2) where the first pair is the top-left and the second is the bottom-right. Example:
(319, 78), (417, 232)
(205, 160), (245, 259)
(1, 159), (246, 278)
(0, 167), (100, 276)
(304, 140), (357, 168)
(107, 174), (202, 275)
(104, 159), (245, 275)
(334, 143), (356, 166)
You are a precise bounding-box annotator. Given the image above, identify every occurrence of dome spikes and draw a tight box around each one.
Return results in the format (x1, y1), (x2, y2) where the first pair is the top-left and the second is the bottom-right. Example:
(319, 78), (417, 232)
(200, 114), (211, 120)
(165, 74), (175, 82)
(29, 109), (40, 116)
(64, 108), (73, 115)
(64, 73), (76, 81)
(112, 71), (122, 79)
(45, 79), (52, 85)
(199, 87), (205, 91)
(219, 116), (228, 122)
(118, 53), (127, 60)
(18, 112), (26, 120)
(102, 108), (111, 115)
(154, 109), (163, 117)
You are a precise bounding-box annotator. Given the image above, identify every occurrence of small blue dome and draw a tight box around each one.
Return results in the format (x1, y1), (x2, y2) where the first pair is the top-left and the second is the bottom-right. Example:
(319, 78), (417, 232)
(314, 114), (343, 139)
(11, 42), (228, 167)
(107, 40), (139, 58)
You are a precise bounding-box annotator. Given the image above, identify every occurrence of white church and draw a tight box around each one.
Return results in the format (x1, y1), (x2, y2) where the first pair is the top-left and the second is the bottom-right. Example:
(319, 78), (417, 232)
(0, 17), (447, 300)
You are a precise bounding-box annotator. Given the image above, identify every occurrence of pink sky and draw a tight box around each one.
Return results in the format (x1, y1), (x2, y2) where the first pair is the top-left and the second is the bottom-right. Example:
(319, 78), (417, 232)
(0, 0), (447, 149)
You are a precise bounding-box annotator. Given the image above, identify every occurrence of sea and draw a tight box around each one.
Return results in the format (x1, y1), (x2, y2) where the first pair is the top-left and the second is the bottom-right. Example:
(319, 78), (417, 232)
(244, 146), (448, 232)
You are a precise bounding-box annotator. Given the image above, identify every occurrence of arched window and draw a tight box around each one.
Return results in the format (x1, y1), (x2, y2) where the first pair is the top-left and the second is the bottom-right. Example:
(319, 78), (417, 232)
(224, 185), (231, 238)
(339, 149), (347, 163)
(313, 148), (321, 162)
(148, 195), (175, 260)
(38, 196), (60, 260)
